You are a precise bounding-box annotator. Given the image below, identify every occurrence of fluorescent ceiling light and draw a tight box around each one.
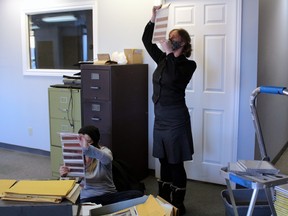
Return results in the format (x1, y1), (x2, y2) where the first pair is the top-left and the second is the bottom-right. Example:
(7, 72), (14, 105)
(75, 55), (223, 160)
(42, 15), (77, 23)
(31, 25), (39, 30)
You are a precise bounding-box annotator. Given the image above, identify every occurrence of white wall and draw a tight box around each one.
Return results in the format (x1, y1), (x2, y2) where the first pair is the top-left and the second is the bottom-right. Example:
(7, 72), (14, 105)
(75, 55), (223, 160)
(237, 0), (259, 160)
(237, 0), (288, 161)
(0, 0), (63, 151)
(256, 0), (288, 160)
(0, 0), (156, 169)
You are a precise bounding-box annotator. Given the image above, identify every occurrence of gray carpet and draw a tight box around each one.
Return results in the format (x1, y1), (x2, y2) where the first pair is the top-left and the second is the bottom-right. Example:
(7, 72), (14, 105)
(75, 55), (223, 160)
(3, 147), (288, 215)
(0, 148), (51, 180)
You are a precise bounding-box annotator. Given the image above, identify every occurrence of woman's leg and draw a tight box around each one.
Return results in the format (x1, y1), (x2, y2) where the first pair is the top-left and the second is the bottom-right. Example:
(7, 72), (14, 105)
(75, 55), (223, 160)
(159, 158), (172, 182)
(158, 158), (173, 202)
(170, 162), (186, 188)
(170, 162), (187, 215)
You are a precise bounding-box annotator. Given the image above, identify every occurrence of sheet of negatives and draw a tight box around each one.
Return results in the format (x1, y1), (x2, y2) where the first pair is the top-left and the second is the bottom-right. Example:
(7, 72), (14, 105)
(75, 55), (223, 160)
(152, 4), (170, 43)
(60, 133), (85, 177)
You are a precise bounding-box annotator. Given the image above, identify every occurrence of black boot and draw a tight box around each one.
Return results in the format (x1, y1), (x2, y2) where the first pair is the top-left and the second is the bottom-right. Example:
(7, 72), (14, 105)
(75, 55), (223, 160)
(157, 179), (172, 203)
(171, 185), (186, 215)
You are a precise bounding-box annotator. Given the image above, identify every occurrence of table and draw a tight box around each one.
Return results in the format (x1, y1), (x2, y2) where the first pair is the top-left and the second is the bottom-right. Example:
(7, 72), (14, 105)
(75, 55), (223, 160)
(0, 199), (73, 216)
(221, 167), (288, 216)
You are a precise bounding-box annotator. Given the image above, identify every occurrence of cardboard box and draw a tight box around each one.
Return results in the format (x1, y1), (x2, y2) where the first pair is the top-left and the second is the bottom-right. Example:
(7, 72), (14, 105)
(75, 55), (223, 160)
(124, 49), (143, 64)
(94, 53), (111, 65)
(90, 195), (178, 216)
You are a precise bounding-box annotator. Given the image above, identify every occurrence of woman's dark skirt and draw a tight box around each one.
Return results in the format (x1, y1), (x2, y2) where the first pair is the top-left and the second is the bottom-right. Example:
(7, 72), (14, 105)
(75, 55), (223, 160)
(153, 103), (194, 164)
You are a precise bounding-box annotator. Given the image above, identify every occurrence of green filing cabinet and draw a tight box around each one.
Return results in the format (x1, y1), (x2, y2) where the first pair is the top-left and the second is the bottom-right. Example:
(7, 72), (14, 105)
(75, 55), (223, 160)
(48, 87), (81, 178)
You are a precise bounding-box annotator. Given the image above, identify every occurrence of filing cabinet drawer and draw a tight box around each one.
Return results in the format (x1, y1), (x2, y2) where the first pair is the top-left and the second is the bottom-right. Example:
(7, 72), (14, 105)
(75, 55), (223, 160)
(49, 88), (81, 121)
(82, 69), (110, 101)
(50, 118), (81, 147)
(99, 133), (112, 149)
(50, 145), (63, 178)
(82, 101), (111, 132)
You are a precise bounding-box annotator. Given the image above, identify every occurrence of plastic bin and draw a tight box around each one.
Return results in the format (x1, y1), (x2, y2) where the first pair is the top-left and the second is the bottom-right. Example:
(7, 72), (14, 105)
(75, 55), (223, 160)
(221, 189), (272, 216)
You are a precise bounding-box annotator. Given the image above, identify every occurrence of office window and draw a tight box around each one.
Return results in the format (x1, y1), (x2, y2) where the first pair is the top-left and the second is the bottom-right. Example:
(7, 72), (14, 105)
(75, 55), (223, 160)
(28, 10), (92, 70)
(22, 3), (96, 76)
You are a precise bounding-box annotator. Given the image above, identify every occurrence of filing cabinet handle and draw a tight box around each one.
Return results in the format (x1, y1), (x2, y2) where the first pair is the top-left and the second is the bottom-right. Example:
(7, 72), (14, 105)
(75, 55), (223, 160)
(90, 86), (101, 90)
(91, 117), (101, 121)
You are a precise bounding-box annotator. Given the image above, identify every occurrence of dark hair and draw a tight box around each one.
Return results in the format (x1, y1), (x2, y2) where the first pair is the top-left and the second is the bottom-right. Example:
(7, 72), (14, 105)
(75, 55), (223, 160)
(170, 28), (192, 58)
(78, 125), (100, 147)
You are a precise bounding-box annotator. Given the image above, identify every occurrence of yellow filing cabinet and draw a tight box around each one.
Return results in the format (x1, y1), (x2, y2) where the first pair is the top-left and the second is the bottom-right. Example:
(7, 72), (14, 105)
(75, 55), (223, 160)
(48, 87), (81, 178)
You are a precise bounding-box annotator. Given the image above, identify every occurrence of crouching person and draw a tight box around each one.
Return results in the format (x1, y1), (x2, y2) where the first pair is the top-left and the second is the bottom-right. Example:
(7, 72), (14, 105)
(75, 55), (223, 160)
(59, 125), (143, 205)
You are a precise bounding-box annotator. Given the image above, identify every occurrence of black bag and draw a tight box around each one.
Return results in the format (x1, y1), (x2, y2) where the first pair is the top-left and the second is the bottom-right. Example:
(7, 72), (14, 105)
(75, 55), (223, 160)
(112, 159), (145, 193)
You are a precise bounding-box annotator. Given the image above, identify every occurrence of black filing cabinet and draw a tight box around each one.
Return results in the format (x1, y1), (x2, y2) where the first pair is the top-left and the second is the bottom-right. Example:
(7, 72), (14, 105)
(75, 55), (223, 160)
(80, 64), (148, 180)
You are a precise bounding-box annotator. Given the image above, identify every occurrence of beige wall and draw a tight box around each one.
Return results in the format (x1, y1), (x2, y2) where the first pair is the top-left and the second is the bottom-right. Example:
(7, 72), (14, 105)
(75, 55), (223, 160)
(256, 0), (288, 161)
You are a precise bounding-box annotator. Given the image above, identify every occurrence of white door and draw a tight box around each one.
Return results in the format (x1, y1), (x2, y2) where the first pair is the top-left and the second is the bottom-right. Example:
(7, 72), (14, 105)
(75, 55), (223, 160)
(156, 0), (241, 185)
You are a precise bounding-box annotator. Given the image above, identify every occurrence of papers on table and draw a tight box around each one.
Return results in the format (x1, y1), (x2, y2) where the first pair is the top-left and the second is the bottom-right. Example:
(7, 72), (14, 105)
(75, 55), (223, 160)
(103, 206), (138, 216)
(60, 132), (85, 177)
(0, 179), (17, 197)
(136, 195), (166, 215)
(66, 183), (81, 204)
(1, 179), (80, 203)
(228, 160), (279, 175)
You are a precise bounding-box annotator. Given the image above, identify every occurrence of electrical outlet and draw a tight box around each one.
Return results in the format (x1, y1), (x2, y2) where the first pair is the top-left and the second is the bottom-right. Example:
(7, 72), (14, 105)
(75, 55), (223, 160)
(28, 128), (33, 136)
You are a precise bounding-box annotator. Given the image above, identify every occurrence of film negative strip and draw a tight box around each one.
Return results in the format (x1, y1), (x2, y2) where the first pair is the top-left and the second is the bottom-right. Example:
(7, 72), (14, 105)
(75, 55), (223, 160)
(60, 133), (85, 177)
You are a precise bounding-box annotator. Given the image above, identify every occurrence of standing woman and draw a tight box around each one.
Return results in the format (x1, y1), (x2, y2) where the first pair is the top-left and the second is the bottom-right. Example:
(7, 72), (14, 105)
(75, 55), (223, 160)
(142, 5), (197, 215)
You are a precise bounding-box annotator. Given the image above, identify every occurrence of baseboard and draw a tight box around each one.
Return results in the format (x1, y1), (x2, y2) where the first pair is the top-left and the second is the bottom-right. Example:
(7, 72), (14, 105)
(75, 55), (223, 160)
(0, 142), (50, 157)
(272, 141), (288, 164)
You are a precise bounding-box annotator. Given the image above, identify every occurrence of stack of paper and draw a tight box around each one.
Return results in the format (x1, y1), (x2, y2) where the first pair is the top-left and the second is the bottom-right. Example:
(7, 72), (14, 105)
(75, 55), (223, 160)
(103, 206), (138, 216)
(63, 74), (81, 86)
(274, 184), (288, 215)
(2, 179), (79, 203)
(136, 195), (167, 215)
(228, 160), (279, 175)
(60, 132), (85, 177)
(0, 179), (17, 197)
